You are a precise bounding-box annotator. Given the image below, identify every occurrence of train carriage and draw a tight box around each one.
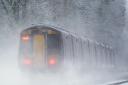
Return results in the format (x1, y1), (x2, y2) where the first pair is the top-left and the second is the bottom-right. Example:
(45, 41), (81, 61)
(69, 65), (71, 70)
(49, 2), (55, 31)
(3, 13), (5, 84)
(19, 26), (63, 71)
(19, 26), (115, 72)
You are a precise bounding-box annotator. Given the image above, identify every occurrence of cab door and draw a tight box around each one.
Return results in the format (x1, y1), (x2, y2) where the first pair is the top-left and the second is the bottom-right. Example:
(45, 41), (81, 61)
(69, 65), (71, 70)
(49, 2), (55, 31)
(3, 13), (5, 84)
(33, 34), (45, 69)
(46, 32), (61, 67)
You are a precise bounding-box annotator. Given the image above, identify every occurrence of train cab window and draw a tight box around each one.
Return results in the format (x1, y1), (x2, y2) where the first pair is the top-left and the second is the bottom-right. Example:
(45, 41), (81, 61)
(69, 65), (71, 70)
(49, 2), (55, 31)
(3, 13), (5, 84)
(47, 35), (60, 52)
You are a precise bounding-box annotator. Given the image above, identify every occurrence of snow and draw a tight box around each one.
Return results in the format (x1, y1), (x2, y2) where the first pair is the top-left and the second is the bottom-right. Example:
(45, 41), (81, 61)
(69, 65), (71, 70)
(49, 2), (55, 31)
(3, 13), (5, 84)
(0, 0), (127, 85)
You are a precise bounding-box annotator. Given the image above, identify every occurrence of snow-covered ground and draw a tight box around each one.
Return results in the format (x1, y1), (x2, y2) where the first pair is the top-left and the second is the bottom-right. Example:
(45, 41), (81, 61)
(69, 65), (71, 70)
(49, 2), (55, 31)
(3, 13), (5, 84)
(0, 63), (128, 85)
(0, 0), (127, 85)
(0, 49), (128, 85)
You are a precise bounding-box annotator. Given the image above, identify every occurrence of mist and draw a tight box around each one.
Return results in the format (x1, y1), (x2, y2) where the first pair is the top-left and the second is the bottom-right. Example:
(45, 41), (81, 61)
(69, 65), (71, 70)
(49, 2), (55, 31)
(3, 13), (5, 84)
(0, 0), (127, 85)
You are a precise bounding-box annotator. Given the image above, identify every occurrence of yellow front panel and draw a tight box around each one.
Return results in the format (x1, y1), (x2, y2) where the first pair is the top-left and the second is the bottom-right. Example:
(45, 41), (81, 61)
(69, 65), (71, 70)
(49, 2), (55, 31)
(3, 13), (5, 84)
(33, 34), (45, 68)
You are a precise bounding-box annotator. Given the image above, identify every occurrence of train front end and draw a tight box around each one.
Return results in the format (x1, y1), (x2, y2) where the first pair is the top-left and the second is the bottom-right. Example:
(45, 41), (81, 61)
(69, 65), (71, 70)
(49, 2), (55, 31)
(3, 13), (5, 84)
(18, 26), (63, 72)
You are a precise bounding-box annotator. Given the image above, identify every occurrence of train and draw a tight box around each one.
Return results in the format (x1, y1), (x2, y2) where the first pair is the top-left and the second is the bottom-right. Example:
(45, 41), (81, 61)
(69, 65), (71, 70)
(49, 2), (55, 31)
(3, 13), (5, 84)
(18, 26), (115, 72)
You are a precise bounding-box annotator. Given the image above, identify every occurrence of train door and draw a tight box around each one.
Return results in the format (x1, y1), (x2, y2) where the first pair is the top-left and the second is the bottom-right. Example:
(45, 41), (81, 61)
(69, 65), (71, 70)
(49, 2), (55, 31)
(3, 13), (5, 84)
(33, 34), (45, 69)
(90, 43), (96, 66)
(80, 39), (85, 64)
(104, 48), (110, 67)
(85, 40), (90, 64)
(63, 35), (73, 63)
(73, 38), (78, 64)
(75, 38), (82, 65)
(110, 49), (115, 67)
(100, 46), (106, 68)
(46, 32), (61, 68)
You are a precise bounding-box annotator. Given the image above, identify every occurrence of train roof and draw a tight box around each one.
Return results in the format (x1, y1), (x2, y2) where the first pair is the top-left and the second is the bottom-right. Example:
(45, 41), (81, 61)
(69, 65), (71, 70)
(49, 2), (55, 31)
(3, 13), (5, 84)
(21, 26), (61, 33)
(21, 25), (113, 50)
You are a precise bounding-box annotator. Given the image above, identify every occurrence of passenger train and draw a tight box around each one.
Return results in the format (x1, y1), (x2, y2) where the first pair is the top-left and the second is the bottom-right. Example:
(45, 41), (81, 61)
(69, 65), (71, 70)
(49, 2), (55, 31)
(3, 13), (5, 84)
(18, 26), (115, 72)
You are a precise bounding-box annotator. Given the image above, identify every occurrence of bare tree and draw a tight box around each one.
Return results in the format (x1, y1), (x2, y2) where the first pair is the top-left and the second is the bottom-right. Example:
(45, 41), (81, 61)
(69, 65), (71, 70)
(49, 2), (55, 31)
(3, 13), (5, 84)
(0, 0), (28, 21)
